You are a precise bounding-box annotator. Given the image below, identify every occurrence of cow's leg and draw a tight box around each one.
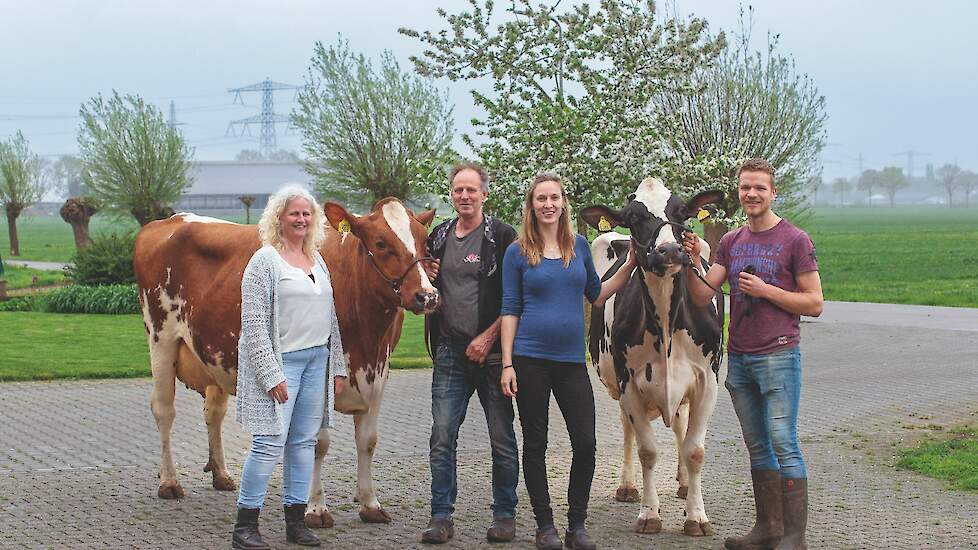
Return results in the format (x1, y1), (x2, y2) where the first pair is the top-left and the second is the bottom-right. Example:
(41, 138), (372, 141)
(149, 338), (184, 499)
(671, 402), (690, 499)
(202, 385), (236, 491)
(628, 398), (662, 534)
(679, 379), (718, 537)
(304, 428), (335, 528)
(614, 407), (640, 503)
(354, 406), (391, 523)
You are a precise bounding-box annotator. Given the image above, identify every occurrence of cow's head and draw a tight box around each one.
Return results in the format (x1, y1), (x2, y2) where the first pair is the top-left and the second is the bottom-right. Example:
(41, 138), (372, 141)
(324, 197), (439, 313)
(581, 178), (724, 277)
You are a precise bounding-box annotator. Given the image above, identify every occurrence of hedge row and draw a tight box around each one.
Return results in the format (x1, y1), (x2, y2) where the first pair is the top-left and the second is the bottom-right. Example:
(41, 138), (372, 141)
(0, 284), (140, 315)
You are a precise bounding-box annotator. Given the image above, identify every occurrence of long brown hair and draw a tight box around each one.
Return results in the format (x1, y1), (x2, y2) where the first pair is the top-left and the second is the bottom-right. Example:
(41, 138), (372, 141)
(518, 172), (576, 267)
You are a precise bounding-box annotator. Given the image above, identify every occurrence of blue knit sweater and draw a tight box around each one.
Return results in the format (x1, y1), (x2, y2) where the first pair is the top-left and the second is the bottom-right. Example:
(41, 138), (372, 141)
(501, 235), (601, 363)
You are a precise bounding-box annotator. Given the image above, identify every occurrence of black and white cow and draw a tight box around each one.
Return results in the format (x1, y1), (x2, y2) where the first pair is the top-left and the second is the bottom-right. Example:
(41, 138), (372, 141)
(581, 177), (725, 537)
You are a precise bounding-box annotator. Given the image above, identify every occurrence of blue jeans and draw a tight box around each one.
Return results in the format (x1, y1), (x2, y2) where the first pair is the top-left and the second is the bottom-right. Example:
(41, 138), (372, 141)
(429, 339), (519, 519)
(725, 346), (807, 479)
(238, 345), (328, 509)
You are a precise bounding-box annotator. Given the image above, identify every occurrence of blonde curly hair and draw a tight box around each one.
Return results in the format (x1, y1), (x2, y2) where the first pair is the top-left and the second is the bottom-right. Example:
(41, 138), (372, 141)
(257, 184), (326, 258)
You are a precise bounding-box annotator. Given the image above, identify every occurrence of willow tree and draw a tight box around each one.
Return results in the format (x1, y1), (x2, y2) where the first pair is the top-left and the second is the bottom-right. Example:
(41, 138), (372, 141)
(877, 167), (909, 207)
(654, 8), (826, 249)
(78, 92), (194, 225)
(293, 38), (455, 206)
(934, 164), (961, 208)
(0, 131), (47, 256)
(401, 0), (725, 230)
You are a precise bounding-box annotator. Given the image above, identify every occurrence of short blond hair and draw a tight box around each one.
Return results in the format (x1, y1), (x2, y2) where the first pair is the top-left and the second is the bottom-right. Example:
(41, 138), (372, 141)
(257, 184), (325, 258)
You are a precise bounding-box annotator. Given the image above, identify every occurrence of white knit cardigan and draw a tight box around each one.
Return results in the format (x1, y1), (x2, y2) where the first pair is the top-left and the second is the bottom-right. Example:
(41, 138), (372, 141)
(235, 245), (349, 435)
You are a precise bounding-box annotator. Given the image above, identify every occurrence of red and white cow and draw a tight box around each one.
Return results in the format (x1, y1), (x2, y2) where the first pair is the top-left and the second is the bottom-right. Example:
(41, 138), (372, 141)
(581, 177), (724, 536)
(133, 197), (437, 526)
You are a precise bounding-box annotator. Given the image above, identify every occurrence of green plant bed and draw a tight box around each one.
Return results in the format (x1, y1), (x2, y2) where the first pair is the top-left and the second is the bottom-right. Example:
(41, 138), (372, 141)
(897, 425), (978, 491)
(0, 264), (65, 289)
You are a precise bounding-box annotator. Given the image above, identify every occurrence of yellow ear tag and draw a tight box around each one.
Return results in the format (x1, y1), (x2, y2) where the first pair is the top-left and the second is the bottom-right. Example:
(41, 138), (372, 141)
(338, 220), (351, 233)
(696, 208), (712, 222)
(597, 216), (612, 232)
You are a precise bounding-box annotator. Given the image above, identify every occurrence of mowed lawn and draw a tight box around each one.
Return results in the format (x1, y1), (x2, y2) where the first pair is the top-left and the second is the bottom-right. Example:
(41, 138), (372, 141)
(1, 214), (140, 262)
(0, 311), (430, 382)
(802, 207), (978, 308)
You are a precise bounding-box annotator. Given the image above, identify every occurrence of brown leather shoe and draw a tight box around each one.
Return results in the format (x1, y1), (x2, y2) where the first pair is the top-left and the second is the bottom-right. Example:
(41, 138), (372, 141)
(564, 527), (597, 550)
(487, 516), (516, 542)
(534, 525), (562, 550)
(421, 517), (455, 544)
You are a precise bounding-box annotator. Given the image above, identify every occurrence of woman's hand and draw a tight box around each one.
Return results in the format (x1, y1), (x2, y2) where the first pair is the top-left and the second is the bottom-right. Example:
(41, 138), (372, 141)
(501, 367), (518, 398)
(268, 381), (288, 404)
(334, 375), (347, 395)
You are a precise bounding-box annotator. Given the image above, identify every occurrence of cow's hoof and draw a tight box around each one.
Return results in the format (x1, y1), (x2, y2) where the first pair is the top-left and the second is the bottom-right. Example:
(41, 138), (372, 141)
(359, 507), (392, 524)
(158, 480), (185, 499)
(683, 520), (714, 536)
(676, 485), (688, 499)
(305, 510), (335, 529)
(614, 486), (640, 502)
(212, 472), (236, 491)
(633, 517), (662, 534)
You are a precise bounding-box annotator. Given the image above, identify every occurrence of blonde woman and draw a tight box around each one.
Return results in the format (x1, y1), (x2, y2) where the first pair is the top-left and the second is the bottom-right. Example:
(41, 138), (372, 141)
(499, 173), (634, 550)
(233, 184), (348, 549)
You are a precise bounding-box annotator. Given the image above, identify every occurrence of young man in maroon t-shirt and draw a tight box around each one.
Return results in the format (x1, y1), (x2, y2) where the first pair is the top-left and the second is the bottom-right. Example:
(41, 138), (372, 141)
(685, 158), (823, 550)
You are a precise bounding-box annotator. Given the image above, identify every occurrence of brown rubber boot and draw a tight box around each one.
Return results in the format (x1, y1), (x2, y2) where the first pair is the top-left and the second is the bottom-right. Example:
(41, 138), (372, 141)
(774, 478), (808, 550)
(724, 470), (784, 550)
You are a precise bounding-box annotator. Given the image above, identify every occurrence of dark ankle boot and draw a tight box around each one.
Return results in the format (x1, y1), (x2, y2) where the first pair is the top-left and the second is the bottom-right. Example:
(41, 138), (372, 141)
(232, 507), (270, 550)
(284, 503), (322, 546)
(724, 470), (784, 550)
(774, 478), (808, 550)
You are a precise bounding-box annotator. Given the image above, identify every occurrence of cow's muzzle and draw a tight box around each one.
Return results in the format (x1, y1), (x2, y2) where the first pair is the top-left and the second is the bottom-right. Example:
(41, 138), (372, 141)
(643, 242), (688, 276)
(412, 289), (440, 313)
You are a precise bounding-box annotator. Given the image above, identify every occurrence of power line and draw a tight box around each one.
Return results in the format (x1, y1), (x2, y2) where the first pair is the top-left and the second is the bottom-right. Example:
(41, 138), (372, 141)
(226, 78), (300, 159)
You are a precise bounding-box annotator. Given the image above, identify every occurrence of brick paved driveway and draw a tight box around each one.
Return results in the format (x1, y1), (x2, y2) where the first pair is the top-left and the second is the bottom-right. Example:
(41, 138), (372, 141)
(2, 306), (977, 549)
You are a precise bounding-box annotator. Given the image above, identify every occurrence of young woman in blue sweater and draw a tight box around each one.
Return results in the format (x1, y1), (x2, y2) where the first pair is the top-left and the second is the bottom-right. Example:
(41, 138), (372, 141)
(500, 173), (634, 550)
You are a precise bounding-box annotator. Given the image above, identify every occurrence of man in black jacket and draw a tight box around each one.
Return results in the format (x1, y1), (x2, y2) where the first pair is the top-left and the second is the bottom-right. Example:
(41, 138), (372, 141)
(421, 162), (519, 544)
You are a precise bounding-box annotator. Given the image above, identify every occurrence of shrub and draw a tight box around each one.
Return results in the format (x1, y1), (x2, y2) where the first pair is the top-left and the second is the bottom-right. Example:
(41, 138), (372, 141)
(64, 231), (136, 286)
(45, 284), (139, 314)
(0, 295), (45, 312)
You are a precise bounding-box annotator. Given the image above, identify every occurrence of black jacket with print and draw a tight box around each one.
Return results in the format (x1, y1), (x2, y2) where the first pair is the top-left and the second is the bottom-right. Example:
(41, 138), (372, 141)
(424, 214), (517, 359)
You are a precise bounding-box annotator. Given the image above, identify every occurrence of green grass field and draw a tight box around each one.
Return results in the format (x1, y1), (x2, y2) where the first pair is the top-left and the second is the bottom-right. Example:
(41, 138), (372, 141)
(0, 310), (429, 382)
(800, 207), (978, 307)
(1, 264), (65, 289)
(4, 207), (976, 306)
(897, 425), (978, 491)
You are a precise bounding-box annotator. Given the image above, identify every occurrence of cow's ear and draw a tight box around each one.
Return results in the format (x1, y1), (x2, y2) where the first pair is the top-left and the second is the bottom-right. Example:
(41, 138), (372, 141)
(415, 208), (437, 228)
(682, 190), (726, 220)
(580, 205), (623, 230)
(324, 201), (360, 233)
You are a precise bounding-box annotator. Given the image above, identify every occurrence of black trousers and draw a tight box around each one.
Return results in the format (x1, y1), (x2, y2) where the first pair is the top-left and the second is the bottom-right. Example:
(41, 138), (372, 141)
(513, 355), (597, 530)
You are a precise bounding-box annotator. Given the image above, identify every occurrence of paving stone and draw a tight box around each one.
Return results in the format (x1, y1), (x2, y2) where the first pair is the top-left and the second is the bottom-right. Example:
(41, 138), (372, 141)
(1, 321), (977, 548)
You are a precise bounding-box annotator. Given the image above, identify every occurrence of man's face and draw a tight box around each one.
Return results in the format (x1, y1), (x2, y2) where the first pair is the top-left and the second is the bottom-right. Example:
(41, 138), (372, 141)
(738, 170), (777, 218)
(450, 168), (488, 220)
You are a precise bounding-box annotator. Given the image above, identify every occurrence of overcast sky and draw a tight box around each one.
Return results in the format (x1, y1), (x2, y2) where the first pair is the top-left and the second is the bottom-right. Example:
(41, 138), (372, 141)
(2, 0), (976, 182)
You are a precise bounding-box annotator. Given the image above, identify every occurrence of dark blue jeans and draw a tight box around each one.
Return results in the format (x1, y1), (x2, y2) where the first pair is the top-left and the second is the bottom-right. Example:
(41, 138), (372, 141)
(725, 345), (807, 479)
(429, 339), (519, 519)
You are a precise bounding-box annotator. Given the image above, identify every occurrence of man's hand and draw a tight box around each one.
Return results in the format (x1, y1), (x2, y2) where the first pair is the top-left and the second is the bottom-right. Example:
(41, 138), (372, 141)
(423, 258), (440, 280)
(738, 271), (771, 298)
(682, 232), (702, 267)
(334, 375), (347, 395)
(268, 381), (288, 404)
(465, 331), (493, 364)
